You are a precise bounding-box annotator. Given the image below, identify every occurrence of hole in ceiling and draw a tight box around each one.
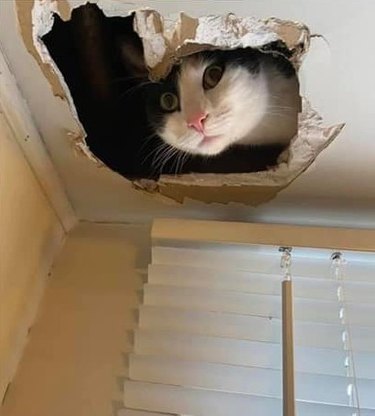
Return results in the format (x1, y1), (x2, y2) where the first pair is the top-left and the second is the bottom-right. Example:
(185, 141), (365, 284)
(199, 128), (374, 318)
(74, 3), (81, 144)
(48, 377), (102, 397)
(42, 4), (301, 181)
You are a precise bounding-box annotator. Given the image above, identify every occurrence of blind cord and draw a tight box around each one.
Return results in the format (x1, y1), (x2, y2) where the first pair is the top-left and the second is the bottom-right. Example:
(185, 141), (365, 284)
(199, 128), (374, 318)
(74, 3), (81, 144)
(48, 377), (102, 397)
(331, 252), (361, 416)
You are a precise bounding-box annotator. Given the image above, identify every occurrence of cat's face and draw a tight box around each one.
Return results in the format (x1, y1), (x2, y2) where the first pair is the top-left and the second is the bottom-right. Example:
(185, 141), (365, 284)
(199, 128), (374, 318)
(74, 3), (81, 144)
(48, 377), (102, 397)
(145, 50), (270, 156)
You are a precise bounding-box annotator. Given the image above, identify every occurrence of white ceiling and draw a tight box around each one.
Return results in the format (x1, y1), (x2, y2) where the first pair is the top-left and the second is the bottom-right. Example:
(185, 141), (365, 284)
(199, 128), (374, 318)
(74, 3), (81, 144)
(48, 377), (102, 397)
(0, 0), (374, 228)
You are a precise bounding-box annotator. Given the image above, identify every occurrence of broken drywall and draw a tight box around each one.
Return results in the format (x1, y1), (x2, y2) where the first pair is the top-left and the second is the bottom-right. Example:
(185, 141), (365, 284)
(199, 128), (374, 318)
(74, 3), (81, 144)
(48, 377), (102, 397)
(17, 1), (344, 205)
(15, 0), (70, 98)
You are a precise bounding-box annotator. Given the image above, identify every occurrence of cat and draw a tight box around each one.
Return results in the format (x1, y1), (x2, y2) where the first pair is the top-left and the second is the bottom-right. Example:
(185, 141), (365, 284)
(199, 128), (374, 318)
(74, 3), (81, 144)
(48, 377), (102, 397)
(42, 7), (299, 178)
(120, 39), (301, 157)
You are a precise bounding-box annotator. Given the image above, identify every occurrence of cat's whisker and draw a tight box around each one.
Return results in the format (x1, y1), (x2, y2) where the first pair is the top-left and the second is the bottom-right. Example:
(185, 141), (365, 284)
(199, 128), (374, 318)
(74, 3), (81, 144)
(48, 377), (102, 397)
(180, 151), (191, 173)
(152, 144), (172, 167)
(152, 142), (172, 164)
(142, 142), (168, 166)
(175, 150), (189, 175)
(153, 146), (179, 175)
(172, 152), (181, 175)
(207, 118), (230, 129)
(171, 152), (181, 175)
(160, 148), (180, 175)
(138, 132), (158, 154)
(249, 109), (297, 119)
(151, 150), (169, 175)
(150, 143), (168, 160)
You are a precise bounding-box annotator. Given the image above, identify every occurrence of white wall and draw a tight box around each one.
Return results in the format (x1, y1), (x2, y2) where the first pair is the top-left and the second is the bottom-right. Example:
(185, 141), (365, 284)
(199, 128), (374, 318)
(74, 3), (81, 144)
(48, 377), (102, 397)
(0, 112), (65, 401)
(0, 0), (374, 228)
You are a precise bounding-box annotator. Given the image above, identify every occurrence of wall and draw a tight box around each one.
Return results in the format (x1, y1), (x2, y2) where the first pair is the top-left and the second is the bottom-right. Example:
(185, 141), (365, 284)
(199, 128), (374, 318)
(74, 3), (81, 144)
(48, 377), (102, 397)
(1, 223), (149, 416)
(0, 112), (65, 401)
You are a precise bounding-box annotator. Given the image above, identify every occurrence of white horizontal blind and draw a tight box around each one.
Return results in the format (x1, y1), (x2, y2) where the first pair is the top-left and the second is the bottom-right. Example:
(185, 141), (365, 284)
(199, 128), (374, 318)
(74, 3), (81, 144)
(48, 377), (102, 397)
(122, 236), (375, 416)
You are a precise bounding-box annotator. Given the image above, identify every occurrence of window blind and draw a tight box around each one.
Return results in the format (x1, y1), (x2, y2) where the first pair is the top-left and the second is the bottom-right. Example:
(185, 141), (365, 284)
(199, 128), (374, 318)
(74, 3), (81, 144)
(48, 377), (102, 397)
(121, 225), (375, 416)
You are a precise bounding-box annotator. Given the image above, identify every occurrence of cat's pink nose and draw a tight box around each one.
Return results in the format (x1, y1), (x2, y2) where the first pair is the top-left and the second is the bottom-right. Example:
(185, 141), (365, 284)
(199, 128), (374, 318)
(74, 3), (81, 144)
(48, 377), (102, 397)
(187, 113), (208, 133)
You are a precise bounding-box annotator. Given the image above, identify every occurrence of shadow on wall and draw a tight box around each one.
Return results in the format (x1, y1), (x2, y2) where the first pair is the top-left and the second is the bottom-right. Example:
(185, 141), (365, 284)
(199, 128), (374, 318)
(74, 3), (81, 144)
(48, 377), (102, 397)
(42, 3), (293, 180)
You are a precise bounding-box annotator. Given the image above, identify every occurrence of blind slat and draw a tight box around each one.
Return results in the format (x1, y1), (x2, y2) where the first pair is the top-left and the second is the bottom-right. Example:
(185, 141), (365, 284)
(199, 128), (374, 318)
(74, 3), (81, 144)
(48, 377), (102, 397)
(148, 264), (375, 303)
(143, 284), (375, 326)
(152, 247), (375, 282)
(124, 381), (375, 416)
(129, 354), (375, 407)
(134, 329), (375, 379)
(139, 305), (375, 352)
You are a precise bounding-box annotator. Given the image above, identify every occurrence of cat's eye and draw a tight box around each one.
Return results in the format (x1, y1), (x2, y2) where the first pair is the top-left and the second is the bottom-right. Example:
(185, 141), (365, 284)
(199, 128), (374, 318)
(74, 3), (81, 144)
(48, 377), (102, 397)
(160, 92), (179, 112)
(203, 65), (224, 90)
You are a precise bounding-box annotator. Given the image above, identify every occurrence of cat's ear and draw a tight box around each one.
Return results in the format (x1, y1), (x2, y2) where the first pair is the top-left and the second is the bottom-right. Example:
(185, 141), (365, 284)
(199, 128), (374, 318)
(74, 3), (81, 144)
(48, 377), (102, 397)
(117, 33), (149, 79)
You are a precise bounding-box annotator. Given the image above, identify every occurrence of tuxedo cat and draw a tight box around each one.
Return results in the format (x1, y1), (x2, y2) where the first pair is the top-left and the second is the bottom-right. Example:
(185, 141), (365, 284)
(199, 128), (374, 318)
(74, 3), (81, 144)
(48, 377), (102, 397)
(121, 41), (301, 157)
(42, 6), (300, 177)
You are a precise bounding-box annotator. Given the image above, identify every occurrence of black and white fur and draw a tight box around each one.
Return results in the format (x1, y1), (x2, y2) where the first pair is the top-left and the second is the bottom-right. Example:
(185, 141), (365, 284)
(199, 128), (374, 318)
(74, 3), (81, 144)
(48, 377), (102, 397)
(122, 44), (301, 157)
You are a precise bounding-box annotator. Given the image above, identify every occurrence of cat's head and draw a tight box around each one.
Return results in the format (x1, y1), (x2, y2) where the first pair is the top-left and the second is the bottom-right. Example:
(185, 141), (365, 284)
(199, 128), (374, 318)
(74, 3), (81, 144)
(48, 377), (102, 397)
(120, 38), (297, 156)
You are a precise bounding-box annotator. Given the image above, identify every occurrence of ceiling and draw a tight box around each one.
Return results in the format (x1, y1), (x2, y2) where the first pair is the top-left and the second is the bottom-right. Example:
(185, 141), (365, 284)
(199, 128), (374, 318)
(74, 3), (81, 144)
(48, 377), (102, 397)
(0, 0), (374, 228)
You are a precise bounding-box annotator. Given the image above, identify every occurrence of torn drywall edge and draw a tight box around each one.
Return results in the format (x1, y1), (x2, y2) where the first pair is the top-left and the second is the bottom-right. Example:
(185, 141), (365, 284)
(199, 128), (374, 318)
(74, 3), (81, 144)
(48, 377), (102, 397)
(158, 99), (345, 188)
(131, 177), (282, 205)
(131, 180), (182, 206)
(133, 12), (310, 80)
(22, 1), (344, 200)
(159, 183), (283, 205)
(31, 0), (95, 161)
(29, 0), (143, 163)
(14, 0), (67, 98)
